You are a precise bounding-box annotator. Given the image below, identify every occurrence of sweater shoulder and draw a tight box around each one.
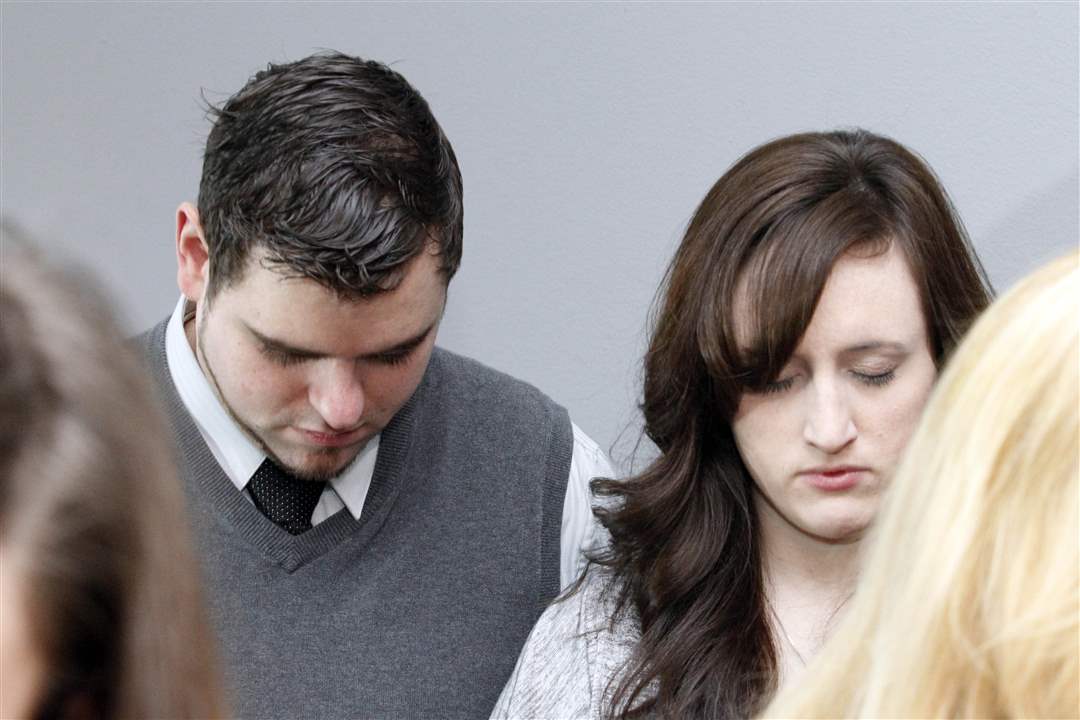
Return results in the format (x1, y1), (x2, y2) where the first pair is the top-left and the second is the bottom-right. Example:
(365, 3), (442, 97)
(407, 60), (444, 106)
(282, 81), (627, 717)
(427, 346), (568, 419)
(128, 317), (171, 392)
(129, 317), (168, 362)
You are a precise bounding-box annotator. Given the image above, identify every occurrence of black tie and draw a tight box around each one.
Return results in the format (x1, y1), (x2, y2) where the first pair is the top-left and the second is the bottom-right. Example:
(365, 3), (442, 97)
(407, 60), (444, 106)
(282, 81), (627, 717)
(248, 459), (326, 535)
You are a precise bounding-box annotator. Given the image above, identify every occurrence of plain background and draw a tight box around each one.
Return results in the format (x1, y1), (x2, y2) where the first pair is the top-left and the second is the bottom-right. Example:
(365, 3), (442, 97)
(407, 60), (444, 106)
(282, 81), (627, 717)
(2, 2), (1077, 469)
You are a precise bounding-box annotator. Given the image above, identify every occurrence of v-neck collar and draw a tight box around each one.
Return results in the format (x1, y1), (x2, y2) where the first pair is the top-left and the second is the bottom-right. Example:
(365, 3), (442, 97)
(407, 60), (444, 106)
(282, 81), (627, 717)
(145, 318), (422, 572)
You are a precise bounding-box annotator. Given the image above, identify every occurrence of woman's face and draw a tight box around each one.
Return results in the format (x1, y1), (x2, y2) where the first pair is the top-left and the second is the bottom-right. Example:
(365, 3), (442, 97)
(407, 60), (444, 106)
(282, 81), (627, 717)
(731, 243), (937, 545)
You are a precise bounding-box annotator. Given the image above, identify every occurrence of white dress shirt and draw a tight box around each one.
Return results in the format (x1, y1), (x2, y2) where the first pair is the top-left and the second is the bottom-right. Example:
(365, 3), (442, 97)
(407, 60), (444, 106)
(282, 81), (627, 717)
(165, 296), (612, 589)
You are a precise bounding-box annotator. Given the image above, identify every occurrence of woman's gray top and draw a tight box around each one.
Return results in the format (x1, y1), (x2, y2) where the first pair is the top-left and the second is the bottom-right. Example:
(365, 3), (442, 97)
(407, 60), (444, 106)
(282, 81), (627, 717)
(491, 568), (644, 720)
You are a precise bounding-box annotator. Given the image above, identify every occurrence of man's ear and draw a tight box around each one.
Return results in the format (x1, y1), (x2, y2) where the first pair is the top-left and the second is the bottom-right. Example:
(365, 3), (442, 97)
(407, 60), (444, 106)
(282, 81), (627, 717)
(176, 202), (210, 302)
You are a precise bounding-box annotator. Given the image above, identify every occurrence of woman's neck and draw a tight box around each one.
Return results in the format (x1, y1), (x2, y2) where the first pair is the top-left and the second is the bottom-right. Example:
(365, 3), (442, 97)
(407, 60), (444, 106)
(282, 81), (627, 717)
(756, 498), (863, 689)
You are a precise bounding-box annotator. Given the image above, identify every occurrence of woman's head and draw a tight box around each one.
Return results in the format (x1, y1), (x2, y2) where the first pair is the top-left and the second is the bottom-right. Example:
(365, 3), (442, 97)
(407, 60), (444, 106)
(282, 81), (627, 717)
(763, 251), (1079, 719)
(646, 129), (991, 541)
(593, 129), (990, 720)
(0, 224), (225, 718)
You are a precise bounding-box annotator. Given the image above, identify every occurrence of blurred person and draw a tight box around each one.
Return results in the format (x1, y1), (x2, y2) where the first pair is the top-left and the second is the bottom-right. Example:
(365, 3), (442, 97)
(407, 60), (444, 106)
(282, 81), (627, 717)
(135, 51), (612, 718)
(0, 223), (226, 719)
(493, 129), (992, 719)
(762, 250), (1079, 719)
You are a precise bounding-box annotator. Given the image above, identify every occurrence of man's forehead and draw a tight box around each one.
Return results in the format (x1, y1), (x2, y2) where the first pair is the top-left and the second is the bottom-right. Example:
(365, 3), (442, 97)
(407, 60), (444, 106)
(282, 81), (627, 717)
(221, 251), (445, 354)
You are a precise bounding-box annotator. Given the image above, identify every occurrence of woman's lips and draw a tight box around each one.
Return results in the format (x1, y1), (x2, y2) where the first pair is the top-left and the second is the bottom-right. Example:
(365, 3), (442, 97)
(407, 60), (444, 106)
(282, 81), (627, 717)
(799, 466), (868, 491)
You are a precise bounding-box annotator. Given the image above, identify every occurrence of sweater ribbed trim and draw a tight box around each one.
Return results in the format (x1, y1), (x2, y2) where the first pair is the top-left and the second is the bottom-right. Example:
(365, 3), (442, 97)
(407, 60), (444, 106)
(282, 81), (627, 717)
(539, 401), (573, 605)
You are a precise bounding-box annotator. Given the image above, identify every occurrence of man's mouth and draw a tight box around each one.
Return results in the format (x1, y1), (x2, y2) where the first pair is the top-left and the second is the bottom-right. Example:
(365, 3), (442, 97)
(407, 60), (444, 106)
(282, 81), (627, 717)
(296, 427), (366, 448)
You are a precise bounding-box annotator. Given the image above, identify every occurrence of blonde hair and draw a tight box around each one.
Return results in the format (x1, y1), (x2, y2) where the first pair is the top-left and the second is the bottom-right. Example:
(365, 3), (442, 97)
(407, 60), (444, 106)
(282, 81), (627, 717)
(0, 225), (228, 717)
(763, 251), (1079, 719)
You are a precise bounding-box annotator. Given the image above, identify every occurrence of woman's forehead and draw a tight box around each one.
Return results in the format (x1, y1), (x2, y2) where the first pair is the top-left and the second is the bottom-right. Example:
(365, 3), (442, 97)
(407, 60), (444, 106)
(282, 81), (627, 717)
(730, 242), (926, 357)
(807, 244), (925, 341)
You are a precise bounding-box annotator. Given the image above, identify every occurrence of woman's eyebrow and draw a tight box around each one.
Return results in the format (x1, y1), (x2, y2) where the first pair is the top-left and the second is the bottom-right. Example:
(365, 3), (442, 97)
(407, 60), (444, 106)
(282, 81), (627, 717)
(840, 341), (910, 356)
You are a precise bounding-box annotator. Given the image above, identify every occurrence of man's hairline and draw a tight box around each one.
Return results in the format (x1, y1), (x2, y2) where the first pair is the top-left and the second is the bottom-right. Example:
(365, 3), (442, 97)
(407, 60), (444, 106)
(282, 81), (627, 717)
(202, 241), (454, 307)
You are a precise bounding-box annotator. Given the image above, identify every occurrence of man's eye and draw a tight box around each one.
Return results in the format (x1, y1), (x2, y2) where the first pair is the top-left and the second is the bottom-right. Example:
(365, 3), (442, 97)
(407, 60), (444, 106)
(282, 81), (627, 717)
(373, 350), (412, 367)
(261, 346), (306, 367)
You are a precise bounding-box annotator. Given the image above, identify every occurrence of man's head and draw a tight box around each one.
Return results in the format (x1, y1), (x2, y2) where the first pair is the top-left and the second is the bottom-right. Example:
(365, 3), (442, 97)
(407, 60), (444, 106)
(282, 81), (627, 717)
(197, 51), (462, 300)
(175, 52), (461, 480)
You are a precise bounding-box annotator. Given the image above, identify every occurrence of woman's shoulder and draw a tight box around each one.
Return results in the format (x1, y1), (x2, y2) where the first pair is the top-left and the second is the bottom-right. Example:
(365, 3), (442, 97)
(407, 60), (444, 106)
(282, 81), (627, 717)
(575, 565), (640, 656)
(490, 566), (641, 720)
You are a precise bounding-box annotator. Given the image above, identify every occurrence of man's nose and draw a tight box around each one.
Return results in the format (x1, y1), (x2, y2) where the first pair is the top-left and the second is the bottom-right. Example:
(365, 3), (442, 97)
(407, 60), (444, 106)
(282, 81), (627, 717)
(308, 361), (365, 431)
(802, 380), (857, 453)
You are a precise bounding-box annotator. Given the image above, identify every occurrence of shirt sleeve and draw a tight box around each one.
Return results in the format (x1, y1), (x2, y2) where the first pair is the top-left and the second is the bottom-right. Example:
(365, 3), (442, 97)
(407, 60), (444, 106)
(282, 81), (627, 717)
(490, 583), (594, 720)
(560, 422), (616, 590)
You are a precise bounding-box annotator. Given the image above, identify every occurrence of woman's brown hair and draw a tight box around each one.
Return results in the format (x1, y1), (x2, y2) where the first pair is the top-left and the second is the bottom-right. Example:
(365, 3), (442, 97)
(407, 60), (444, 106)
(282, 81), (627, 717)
(590, 129), (992, 719)
(0, 224), (227, 718)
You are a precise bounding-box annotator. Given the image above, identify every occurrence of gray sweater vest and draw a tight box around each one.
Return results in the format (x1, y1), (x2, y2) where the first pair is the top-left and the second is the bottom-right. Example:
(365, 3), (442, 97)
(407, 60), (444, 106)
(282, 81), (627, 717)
(136, 319), (573, 719)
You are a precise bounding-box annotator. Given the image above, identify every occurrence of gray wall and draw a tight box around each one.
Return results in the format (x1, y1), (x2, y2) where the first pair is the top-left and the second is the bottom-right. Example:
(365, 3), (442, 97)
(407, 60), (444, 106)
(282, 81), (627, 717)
(2, 2), (1077, 468)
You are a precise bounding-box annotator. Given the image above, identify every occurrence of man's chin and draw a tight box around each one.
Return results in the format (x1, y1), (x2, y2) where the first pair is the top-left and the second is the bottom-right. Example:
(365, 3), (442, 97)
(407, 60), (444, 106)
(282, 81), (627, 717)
(272, 446), (362, 483)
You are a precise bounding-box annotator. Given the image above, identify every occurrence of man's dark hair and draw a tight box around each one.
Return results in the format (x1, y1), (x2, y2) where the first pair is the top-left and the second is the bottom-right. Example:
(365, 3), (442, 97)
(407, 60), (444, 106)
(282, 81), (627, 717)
(197, 51), (463, 300)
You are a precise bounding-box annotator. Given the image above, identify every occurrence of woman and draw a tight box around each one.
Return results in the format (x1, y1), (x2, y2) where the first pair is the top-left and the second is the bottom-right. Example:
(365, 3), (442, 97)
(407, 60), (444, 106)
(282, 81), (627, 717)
(763, 251), (1078, 719)
(492, 130), (992, 719)
(0, 226), (227, 719)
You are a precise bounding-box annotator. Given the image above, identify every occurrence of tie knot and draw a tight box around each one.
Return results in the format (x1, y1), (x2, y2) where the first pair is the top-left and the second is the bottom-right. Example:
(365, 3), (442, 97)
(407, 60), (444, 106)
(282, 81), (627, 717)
(248, 459), (326, 535)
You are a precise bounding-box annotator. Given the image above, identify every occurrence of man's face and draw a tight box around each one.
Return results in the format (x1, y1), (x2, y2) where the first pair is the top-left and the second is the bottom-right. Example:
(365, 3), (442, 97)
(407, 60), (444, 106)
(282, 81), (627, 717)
(190, 247), (446, 481)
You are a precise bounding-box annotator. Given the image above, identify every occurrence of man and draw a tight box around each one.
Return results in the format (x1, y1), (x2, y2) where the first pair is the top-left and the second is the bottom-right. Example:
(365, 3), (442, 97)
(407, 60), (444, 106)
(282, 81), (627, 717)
(135, 52), (612, 718)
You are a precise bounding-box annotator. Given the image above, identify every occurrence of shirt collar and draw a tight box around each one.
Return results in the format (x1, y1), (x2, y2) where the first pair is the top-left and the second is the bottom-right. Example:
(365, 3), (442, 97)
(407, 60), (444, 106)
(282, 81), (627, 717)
(164, 295), (377, 520)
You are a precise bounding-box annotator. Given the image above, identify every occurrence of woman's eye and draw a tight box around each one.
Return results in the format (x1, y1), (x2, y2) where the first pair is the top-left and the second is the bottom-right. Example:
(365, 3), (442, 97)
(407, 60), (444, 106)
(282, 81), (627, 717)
(759, 376), (796, 395)
(852, 369), (896, 387)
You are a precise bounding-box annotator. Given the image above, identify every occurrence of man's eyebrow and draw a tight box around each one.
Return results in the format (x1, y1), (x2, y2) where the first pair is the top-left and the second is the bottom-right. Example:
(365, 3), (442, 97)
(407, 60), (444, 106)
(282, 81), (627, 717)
(245, 323), (436, 361)
(359, 324), (436, 360)
(247, 327), (325, 359)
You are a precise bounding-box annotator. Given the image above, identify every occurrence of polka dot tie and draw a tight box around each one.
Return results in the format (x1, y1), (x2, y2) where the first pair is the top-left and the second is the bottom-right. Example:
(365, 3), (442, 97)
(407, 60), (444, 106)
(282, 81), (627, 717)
(248, 459), (326, 535)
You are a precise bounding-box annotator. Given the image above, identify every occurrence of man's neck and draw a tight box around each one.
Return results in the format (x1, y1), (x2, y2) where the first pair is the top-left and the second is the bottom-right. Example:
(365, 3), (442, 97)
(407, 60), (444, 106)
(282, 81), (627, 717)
(184, 304), (198, 353)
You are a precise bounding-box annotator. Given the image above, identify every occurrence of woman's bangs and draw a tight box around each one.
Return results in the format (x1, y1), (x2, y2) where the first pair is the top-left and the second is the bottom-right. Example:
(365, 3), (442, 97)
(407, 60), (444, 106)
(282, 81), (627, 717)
(726, 195), (892, 390)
